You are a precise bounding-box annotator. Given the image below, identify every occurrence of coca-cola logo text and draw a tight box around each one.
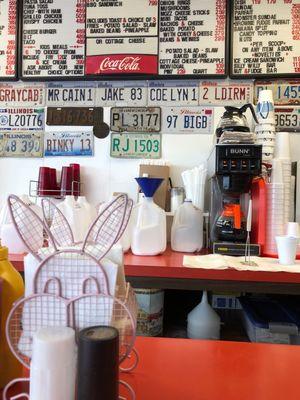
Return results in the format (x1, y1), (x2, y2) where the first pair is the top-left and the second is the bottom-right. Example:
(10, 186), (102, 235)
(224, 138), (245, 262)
(99, 57), (141, 72)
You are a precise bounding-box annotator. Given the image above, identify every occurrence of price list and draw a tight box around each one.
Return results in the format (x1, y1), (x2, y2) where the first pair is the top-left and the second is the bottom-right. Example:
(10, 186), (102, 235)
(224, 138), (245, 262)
(0, 0), (17, 78)
(22, 0), (86, 78)
(158, 0), (227, 76)
(231, 0), (300, 77)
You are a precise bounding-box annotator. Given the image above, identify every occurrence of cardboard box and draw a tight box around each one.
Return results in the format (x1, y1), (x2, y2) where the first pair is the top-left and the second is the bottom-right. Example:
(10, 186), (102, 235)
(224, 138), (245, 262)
(139, 165), (170, 210)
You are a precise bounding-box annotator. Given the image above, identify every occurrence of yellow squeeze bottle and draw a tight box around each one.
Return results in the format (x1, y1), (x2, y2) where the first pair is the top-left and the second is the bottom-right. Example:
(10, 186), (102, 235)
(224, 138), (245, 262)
(0, 244), (24, 388)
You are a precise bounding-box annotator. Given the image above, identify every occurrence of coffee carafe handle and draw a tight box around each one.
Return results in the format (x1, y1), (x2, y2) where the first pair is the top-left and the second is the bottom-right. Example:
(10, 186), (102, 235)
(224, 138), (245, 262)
(239, 103), (259, 124)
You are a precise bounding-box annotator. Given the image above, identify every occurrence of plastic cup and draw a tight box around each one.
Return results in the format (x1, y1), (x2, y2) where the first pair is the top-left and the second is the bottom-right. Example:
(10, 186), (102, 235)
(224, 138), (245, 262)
(70, 163), (80, 196)
(49, 168), (58, 196)
(274, 132), (291, 159)
(38, 167), (51, 196)
(275, 236), (298, 265)
(271, 159), (283, 184)
(286, 223), (300, 238)
(60, 166), (73, 196)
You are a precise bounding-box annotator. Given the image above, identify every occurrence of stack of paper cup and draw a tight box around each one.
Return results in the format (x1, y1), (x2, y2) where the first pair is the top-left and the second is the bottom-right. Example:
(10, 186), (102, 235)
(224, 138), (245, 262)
(274, 132), (292, 224)
(264, 162), (285, 255)
(255, 90), (276, 162)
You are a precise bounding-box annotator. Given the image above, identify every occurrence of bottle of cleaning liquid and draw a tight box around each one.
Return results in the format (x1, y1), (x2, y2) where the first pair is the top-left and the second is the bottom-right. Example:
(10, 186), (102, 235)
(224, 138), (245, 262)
(187, 291), (221, 340)
(131, 177), (166, 256)
(171, 200), (203, 253)
(0, 244), (24, 388)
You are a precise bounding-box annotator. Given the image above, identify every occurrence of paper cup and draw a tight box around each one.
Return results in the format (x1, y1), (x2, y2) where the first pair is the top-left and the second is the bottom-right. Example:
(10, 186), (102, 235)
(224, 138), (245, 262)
(274, 132), (291, 159)
(286, 222), (300, 238)
(276, 236), (298, 265)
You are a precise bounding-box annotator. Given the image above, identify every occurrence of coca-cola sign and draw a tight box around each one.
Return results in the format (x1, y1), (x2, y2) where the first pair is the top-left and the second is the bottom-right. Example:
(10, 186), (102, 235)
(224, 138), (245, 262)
(86, 54), (157, 75)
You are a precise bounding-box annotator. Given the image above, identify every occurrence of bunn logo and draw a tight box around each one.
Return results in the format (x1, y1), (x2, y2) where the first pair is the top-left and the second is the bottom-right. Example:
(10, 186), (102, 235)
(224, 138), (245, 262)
(229, 148), (250, 155)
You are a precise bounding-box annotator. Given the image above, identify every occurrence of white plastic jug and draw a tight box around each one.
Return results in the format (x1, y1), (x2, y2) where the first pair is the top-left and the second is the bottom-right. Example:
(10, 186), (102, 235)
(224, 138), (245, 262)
(187, 291), (221, 340)
(131, 197), (166, 256)
(171, 200), (203, 253)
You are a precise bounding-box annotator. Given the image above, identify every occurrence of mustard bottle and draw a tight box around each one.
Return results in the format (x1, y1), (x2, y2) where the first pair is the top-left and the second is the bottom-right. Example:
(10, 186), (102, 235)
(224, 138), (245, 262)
(0, 244), (24, 388)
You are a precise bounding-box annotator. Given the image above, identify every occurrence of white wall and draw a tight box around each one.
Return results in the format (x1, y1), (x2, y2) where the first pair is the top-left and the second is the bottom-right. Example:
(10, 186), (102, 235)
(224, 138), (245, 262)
(1, 107), (299, 221)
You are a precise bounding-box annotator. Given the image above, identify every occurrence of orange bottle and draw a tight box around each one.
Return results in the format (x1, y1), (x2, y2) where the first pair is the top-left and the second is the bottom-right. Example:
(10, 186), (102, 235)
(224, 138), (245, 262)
(0, 245), (24, 388)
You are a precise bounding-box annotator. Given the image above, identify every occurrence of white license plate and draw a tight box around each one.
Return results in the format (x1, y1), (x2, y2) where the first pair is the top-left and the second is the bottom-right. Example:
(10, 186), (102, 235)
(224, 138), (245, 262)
(0, 108), (44, 130)
(0, 132), (43, 157)
(0, 83), (45, 107)
(275, 107), (300, 132)
(110, 133), (161, 159)
(44, 131), (94, 157)
(46, 82), (96, 107)
(148, 81), (198, 106)
(96, 81), (148, 106)
(110, 107), (161, 133)
(162, 107), (213, 134)
(255, 81), (300, 105)
(199, 81), (253, 105)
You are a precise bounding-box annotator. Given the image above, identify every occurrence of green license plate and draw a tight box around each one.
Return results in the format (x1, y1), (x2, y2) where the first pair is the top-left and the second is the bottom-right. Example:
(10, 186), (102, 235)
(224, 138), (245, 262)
(110, 133), (161, 159)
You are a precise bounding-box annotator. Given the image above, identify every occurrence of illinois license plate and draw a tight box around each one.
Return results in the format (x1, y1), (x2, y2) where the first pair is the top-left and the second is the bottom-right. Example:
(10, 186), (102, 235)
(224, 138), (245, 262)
(110, 133), (161, 159)
(110, 107), (161, 133)
(0, 132), (43, 157)
(0, 108), (44, 130)
(275, 107), (300, 132)
(199, 81), (253, 105)
(255, 80), (300, 105)
(162, 107), (213, 134)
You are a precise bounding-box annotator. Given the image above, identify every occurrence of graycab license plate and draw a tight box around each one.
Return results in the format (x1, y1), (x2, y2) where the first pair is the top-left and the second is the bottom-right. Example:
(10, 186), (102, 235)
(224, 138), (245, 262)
(110, 107), (161, 133)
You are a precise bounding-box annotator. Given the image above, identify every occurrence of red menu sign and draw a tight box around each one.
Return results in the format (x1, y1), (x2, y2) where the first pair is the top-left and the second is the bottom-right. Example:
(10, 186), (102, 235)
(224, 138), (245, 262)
(0, 0), (17, 79)
(85, 0), (159, 75)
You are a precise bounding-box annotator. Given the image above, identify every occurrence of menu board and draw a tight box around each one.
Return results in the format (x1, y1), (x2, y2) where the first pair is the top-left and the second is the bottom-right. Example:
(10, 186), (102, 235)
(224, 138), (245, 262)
(21, 0), (86, 79)
(0, 0), (18, 79)
(159, 0), (227, 76)
(231, 0), (300, 77)
(86, 0), (159, 75)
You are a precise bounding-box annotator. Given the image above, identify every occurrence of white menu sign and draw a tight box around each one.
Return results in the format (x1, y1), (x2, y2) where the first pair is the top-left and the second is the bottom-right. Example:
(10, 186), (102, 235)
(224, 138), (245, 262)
(232, 0), (300, 76)
(85, 0), (158, 75)
(0, 0), (17, 78)
(22, 0), (86, 78)
(159, 0), (227, 76)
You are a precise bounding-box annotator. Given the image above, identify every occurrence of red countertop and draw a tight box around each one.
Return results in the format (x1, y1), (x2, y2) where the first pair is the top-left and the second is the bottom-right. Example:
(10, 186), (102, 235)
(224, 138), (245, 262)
(9, 248), (300, 285)
(3, 336), (300, 400)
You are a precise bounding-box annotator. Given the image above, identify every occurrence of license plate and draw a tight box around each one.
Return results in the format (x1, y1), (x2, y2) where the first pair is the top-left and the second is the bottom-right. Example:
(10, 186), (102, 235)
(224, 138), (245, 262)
(162, 107), (213, 134)
(110, 107), (161, 133)
(0, 108), (44, 131)
(0, 83), (45, 107)
(110, 133), (161, 159)
(46, 82), (96, 107)
(44, 131), (94, 157)
(148, 81), (198, 106)
(0, 132), (43, 157)
(199, 81), (253, 105)
(255, 80), (300, 105)
(46, 107), (103, 126)
(275, 107), (300, 132)
(96, 81), (148, 107)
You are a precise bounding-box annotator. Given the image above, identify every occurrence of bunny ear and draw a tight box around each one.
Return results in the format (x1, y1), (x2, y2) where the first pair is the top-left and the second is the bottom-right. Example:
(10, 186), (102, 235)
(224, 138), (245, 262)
(115, 198), (133, 243)
(41, 198), (74, 247)
(7, 195), (57, 261)
(83, 194), (128, 261)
